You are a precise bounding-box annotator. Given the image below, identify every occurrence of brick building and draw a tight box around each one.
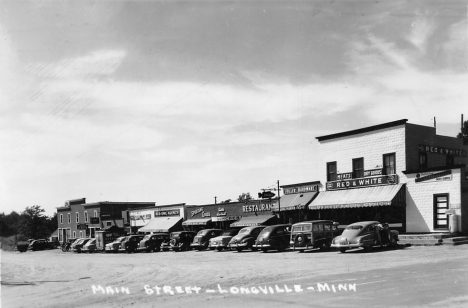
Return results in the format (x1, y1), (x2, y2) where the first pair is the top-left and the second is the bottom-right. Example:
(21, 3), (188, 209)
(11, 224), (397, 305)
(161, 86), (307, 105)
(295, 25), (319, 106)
(56, 198), (155, 243)
(309, 119), (468, 234)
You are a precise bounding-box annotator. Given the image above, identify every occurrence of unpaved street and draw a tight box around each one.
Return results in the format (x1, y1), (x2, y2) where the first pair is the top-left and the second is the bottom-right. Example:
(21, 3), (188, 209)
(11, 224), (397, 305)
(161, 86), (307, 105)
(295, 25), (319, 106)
(2, 245), (468, 308)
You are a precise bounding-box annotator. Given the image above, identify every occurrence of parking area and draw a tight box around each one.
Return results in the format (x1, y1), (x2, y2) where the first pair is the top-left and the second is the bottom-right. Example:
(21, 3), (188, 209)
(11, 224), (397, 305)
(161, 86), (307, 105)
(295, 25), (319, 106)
(2, 245), (468, 308)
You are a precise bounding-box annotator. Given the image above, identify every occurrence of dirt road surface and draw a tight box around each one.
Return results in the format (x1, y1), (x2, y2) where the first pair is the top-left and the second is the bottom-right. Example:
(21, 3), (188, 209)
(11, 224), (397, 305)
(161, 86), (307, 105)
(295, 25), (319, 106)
(2, 245), (468, 307)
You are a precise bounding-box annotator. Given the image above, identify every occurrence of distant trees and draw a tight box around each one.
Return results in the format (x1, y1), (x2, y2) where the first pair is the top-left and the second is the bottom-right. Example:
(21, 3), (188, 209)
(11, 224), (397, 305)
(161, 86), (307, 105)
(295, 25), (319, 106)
(457, 120), (468, 145)
(0, 205), (57, 240)
(237, 192), (252, 203)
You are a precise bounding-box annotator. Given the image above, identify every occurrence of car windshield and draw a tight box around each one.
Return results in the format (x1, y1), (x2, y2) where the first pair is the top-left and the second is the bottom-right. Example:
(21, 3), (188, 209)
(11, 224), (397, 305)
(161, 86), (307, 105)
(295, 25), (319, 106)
(197, 230), (208, 236)
(222, 231), (235, 236)
(239, 229), (249, 234)
(143, 235), (151, 240)
(115, 237), (126, 243)
(292, 224), (312, 232)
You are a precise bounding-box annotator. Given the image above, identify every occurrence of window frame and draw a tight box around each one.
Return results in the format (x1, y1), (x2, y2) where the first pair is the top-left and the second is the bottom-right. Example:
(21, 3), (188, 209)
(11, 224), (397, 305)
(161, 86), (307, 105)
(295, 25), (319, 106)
(446, 155), (454, 166)
(327, 161), (337, 181)
(383, 153), (396, 175)
(352, 157), (364, 178)
(67, 213), (71, 224)
(84, 211), (89, 223)
(60, 214), (63, 224)
(76, 212), (79, 223)
(419, 152), (428, 169)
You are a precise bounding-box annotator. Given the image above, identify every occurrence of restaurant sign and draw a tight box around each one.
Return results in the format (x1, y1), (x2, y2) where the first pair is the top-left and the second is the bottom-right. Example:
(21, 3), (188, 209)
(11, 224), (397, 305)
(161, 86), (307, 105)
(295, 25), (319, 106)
(154, 210), (180, 217)
(415, 170), (452, 183)
(242, 202), (273, 213)
(419, 144), (467, 157)
(326, 175), (398, 191)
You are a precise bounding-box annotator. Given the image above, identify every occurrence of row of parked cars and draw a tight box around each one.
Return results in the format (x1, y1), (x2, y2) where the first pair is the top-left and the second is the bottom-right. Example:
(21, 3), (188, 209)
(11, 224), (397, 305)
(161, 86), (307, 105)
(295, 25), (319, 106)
(65, 220), (398, 254)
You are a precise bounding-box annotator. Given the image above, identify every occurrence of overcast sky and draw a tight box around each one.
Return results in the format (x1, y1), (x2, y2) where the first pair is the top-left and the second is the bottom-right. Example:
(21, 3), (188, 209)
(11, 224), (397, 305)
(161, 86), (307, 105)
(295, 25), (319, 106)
(1, 0), (467, 215)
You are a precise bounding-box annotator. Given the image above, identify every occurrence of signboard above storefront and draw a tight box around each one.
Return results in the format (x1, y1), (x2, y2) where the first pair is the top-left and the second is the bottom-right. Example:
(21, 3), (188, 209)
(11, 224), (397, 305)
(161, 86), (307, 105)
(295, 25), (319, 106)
(419, 144), (467, 157)
(154, 210), (180, 217)
(77, 223), (88, 230)
(363, 168), (383, 177)
(337, 172), (352, 180)
(326, 175), (398, 191)
(415, 170), (452, 183)
(283, 184), (319, 195)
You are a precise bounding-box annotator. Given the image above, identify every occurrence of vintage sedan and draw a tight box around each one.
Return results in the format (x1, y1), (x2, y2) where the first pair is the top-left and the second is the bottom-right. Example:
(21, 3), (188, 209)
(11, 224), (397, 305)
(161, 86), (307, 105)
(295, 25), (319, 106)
(252, 224), (292, 253)
(105, 236), (127, 253)
(119, 235), (144, 253)
(190, 229), (223, 251)
(82, 238), (97, 253)
(208, 229), (240, 251)
(72, 238), (91, 253)
(164, 231), (197, 252)
(228, 226), (265, 252)
(27, 239), (55, 251)
(331, 221), (399, 253)
(137, 233), (169, 252)
(290, 220), (341, 252)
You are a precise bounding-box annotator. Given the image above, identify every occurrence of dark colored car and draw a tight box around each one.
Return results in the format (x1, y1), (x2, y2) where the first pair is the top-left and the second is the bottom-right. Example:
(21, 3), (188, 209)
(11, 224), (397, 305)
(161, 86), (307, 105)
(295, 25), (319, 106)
(105, 236), (127, 253)
(228, 226), (265, 252)
(190, 229), (223, 251)
(331, 221), (399, 253)
(17, 239), (34, 252)
(119, 235), (144, 253)
(137, 233), (169, 252)
(252, 224), (292, 252)
(73, 238), (91, 253)
(162, 231), (197, 252)
(27, 239), (55, 251)
(290, 220), (341, 252)
(208, 229), (241, 251)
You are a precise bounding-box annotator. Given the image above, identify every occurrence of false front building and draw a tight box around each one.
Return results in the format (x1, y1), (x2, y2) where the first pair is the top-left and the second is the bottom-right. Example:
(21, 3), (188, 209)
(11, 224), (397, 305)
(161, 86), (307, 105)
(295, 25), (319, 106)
(309, 119), (468, 234)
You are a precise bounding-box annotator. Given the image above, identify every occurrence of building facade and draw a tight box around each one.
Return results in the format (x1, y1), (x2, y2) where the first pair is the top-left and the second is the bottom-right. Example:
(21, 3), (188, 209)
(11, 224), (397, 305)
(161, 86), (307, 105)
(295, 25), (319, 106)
(310, 119), (468, 234)
(56, 198), (155, 243)
(128, 203), (185, 234)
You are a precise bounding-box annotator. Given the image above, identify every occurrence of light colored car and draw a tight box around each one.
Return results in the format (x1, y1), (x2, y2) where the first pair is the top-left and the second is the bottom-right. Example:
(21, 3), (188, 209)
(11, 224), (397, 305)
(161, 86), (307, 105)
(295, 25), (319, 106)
(82, 238), (97, 253)
(105, 236), (127, 253)
(208, 229), (240, 251)
(331, 221), (399, 253)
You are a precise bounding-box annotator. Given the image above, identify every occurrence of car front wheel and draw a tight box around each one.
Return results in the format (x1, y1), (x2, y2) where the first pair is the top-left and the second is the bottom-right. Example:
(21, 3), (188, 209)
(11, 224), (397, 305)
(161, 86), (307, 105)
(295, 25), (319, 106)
(339, 248), (347, 253)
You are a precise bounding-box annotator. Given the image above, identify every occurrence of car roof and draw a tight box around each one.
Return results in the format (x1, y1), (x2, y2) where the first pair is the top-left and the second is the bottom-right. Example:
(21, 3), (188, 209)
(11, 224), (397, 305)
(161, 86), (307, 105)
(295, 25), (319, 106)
(199, 229), (222, 232)
(347, 221), (379, 227)
(264, 224), (292, 229)
(292, 220), (335, 225)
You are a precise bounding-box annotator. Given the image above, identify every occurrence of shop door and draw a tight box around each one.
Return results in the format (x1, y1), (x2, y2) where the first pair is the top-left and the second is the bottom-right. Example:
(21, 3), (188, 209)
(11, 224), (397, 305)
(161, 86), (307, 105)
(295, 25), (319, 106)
(433, 194), (449, 229)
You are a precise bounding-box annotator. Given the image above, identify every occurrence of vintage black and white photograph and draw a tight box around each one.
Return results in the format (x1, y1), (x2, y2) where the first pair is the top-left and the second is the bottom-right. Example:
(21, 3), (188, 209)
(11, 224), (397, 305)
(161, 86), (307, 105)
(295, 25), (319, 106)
(1, 0), (468, 307)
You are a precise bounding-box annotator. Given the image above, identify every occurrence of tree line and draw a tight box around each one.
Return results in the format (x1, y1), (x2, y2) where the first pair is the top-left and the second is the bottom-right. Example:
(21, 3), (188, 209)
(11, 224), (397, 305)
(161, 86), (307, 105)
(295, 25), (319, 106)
(0, 205), (57, 240)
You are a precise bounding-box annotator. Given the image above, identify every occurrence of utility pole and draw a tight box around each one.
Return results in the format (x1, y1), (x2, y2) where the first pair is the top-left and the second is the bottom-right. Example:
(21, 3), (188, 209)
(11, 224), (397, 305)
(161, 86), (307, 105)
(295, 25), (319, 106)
(214, 196), (217, 204)
(277, 180), (281, 222)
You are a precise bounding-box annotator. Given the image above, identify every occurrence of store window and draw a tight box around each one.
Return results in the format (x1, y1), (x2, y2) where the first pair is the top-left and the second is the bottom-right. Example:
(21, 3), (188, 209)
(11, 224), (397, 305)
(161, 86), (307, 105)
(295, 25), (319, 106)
(353, 158), (364, 178)
(446, 155), (454, 166)
(67, 213), (71, 223)
(60, 214), (63, 224)
(94, 210), (98, 218)
(76, 212), (79, 223)
(383, 153), (396, 175)
(327, 162), (337, 181)
(84, 211), (89, 223)
(419, 152), (427, 169)
(73, 231), (76, 239)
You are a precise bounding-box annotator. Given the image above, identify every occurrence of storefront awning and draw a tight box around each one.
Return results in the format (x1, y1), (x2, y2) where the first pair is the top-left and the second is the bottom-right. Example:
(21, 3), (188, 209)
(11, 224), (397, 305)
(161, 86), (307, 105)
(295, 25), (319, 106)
(182, 217), (212, 226)
(138, 217), (182, 233)
(309, 184), (406, 210)
(212, 216), (242, 222)
(272, 191), (318, 211)
(230, 214), (276, 227)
